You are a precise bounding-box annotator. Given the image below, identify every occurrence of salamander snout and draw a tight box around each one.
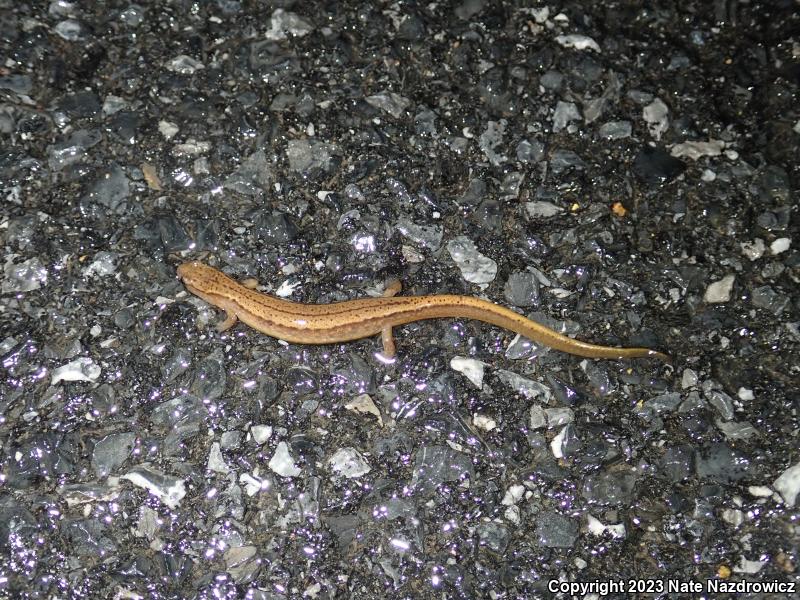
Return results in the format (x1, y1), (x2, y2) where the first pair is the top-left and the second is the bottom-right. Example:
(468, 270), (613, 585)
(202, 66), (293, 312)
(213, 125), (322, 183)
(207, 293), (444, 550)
(177, 261), (210, 286)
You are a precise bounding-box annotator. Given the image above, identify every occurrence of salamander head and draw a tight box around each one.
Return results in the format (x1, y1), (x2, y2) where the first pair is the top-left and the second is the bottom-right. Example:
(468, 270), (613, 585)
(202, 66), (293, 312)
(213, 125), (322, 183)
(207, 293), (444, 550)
(177, 261), (219, 291)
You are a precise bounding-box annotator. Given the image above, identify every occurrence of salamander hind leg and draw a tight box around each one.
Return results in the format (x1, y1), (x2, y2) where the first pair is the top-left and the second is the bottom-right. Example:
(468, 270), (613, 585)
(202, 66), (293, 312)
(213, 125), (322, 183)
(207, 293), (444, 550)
(381, 326), (397, 358)
(376, 278), (402, 359)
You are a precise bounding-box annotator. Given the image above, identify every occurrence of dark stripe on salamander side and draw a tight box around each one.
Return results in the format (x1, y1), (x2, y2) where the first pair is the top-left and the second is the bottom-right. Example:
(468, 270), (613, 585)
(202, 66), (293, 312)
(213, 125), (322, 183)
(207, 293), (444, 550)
(181, 267), (441, 334)
(189, 267), (458, 321)
(195, 271), (576, 344)
(231, 295), (474, 338)
(226, 283), (471, 321)
(181, 264), (667, 359)
(190, 283), (501, 341)
(206, 278), (381, 318)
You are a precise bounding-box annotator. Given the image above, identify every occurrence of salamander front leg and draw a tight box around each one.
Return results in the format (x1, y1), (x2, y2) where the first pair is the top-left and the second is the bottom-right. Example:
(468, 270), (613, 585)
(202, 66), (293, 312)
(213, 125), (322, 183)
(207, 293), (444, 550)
(379, 278), (402, 359)
(222, 278), (258, 332)
(383, 279), (402, 297)
(216, 311), (238, 332)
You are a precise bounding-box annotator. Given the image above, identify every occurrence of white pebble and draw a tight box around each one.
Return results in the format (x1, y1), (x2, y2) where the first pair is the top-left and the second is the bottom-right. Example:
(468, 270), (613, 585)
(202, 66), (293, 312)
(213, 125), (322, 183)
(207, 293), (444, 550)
(51, 357), (101, 385)
(450, 356), (486, 389)
(529, 404), (546, 430)
(344, 394), (383, 427)
(703, 274), (735, 303)
(550, 425), (569, 459)
(525, 201), (564, 218)
(250, 425), (273, 444)
(734, 558), (766, 574)
(328, 448), (370, 479)
(643, 98), (669, 140)
(158, 120), (179, 139)
(501, 484), (526, 506)
(740, 239), (765, 261)
(669, 139), (725, 159)
(773, 461), (800, 507)
(681, 369), (698, 389)
(472, 413), (497, 432)
(446, 236), (497, 284)
(207, 442), (229, 474)
(746, 485), (773, 497)
(268, 442), (301, 478)
(770, 237), (791, 255)
(554, 34), (600, 52)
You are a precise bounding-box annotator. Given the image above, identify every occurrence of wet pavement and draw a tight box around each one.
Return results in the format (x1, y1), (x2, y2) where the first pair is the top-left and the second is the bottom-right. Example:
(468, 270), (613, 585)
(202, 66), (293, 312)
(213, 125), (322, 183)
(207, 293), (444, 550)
(0, 1), (798, 598)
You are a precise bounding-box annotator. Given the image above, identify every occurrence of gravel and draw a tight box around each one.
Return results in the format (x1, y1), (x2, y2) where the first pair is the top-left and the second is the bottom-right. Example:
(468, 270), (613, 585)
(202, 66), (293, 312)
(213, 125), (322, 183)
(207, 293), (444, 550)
(1, 1), (798, 597)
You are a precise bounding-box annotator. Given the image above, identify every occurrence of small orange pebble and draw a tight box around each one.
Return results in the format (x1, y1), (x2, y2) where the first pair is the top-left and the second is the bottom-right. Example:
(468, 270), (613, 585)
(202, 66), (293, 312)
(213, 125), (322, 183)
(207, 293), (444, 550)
(612, 202), (627, 217)
(717, 564), (732, 578)
(570, 202), (580, 212)
(775, 551), (795, 573)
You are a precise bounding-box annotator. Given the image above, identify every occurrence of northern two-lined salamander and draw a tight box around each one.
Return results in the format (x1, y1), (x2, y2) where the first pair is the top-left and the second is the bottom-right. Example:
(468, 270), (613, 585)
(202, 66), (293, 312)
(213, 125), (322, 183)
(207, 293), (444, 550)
(177, 261), (669, 362)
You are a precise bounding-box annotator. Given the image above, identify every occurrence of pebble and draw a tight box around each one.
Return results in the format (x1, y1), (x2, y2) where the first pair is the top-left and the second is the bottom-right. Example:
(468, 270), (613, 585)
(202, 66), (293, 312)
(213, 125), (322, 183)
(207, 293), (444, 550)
(643, 98), (669, 140)
(121, 465), (186, 509)
(555, 34), (601, 52)
(166, 55), (205, 75)
(669, 139), (725, 159)
(51, 357), (101, 385)
(268, 442), (302, 478)
(529, 404), (546, 430)
(703, 274), (735, 303)
(250, 425), (273, 445)
(344, 394), (384, 427)
(2, 256), (48, 293)
(450, 356), (486, 389)
(525, 201), (564, 218)
(553, 101), (581, 132)
(207, 442), (230, 474)
(740, 239), (766, 261)
(264, 9), (313, 41)
(598, 120), (631, 139)
(770, 237), (791, 255)
(681, 369), (698, 389)
(773, 462), (800, 507)
(328, 448), (371, 479)
(472, 414), (497, 432)
(365, 91), (411, 119)
(446, 236), (497, 284)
